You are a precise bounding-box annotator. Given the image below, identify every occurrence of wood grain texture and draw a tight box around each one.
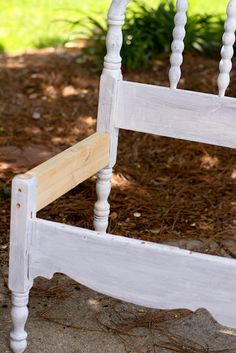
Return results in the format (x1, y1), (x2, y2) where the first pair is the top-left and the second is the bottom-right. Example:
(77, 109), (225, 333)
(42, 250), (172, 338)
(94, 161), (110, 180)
(115, 81), (236, 148)
(26, 132), (109, 211)
(8, 176), (35, 352)
(8, 175), (36, 292)
(97, 74), (120, 167)
(30, 218), (236, 328)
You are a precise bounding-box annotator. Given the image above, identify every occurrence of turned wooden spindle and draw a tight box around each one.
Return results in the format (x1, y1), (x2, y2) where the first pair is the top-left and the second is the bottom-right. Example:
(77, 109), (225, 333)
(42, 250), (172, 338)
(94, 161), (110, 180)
(217, 0), (236, 97)
(10, 292), (29, 353)
(94, 1), (129, 233)
(94, 168), (113, 232)
(103, 14), (124, 77)
(169, 0), (188, 89)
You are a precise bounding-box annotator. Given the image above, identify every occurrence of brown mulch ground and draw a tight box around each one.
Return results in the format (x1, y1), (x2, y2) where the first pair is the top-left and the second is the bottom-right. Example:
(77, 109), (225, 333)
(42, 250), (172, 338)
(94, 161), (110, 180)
(0, 48), (236, 266)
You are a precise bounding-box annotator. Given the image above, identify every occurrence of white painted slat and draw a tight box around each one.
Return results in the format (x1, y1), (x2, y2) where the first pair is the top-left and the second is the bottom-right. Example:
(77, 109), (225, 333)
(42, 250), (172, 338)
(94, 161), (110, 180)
(115, 81), (236, 148)
(30, 218), (236, 328)
(169, 0), (188, 89)
(218, 0), (236, 97)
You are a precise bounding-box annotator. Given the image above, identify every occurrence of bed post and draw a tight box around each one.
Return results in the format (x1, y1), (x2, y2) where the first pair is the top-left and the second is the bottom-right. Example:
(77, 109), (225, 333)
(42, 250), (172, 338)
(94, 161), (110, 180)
(169, 0), (188, 89)
(9, 175), (36, 353)
(94, 0), (130, 232)
(217, 0), (236, 97)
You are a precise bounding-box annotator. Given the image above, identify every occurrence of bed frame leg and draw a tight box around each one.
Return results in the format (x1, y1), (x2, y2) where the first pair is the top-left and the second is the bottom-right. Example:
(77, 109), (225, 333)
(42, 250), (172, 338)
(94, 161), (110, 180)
(8, 175), (36, 353)
(10, 292), (29, 353)
(94, 167), (112, 232)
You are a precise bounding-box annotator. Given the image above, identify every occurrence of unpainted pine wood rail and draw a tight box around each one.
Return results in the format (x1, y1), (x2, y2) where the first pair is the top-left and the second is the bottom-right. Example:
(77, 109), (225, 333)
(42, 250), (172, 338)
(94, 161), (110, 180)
(24, 132), (109, 211)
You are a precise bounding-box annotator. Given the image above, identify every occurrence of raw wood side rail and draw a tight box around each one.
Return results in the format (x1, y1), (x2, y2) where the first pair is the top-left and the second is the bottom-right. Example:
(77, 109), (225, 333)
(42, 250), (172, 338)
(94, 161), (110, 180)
(26, 132), (109, 211)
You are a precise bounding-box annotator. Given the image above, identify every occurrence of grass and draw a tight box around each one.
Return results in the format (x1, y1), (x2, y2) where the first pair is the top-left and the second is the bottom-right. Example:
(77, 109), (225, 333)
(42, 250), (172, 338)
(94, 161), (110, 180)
(0, 0), (228, 53)
(80, 1), (226, 71)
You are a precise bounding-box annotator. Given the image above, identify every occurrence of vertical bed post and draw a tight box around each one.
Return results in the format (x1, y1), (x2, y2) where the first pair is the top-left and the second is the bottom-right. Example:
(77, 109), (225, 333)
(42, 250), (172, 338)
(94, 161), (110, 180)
(169, 0), (188, 89)
(9, 175), (36, 353)
(217, 0), (236, 97)
(94, 0), (130, 232)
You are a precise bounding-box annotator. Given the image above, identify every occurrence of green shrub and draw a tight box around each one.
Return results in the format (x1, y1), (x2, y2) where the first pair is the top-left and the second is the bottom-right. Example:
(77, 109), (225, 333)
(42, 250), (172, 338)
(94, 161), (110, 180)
(72, 0), (225, 71)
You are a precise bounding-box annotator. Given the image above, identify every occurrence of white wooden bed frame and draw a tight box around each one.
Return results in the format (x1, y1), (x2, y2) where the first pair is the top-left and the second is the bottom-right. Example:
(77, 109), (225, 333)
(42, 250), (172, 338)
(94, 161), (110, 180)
(8, 0), (236, 352)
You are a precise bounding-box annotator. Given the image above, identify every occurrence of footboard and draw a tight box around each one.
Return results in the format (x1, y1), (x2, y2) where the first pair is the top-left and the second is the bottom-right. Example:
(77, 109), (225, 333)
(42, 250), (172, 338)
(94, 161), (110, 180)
(29, 217), (236, 328)
(8, 130), (236, 330)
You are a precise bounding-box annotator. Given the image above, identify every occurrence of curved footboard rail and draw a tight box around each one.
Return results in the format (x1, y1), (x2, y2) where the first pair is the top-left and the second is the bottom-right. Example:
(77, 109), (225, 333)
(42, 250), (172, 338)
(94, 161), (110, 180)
(30, 218), (236, 329)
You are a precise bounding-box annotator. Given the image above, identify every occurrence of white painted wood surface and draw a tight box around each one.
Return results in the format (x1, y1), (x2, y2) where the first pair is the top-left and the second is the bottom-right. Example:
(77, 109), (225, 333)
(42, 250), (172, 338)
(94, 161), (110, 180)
(218, 0), (236, 97)
(95, 1), (130, 233)
(93, 167), (112, 232)
(8, 175), (36, 292)
(30, 218), (236, 328)
(96, 0), (128, 167)
(115, 81), (236, 148)
(27, 132), (109, 211)
(8, 175), (36, 353)
(8, 1), (236, 352)
(169, 0), (188, 89)
(10, 292), (29, 353)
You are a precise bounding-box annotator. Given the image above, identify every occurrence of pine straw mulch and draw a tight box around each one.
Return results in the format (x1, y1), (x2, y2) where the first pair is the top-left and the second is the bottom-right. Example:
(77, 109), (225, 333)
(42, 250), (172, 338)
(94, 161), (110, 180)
(0, 49), (236, 267)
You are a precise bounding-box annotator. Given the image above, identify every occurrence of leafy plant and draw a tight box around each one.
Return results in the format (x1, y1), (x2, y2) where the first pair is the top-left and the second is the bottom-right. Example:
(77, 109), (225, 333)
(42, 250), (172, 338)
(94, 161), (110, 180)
(71, 0), (225, 71)
(34, 35), (67, 49)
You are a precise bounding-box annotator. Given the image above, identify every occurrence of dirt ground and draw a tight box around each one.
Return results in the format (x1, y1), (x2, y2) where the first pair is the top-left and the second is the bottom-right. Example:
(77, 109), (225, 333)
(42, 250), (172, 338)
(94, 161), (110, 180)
(0, 48), (236, 268)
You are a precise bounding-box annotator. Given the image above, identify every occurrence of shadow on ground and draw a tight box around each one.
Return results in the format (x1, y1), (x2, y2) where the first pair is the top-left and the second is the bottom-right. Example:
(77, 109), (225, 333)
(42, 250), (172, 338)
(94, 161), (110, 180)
(1, 269), (236, 353)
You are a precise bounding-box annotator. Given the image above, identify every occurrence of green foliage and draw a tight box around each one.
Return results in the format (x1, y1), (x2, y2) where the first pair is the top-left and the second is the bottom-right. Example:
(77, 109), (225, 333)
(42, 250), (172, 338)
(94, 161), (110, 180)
(0, 0), (227, 53)
(34, 35), (67, 50)
(185, 13), (224, 56)
(0, 187), (11, 201)
(76, 0), (225, 71)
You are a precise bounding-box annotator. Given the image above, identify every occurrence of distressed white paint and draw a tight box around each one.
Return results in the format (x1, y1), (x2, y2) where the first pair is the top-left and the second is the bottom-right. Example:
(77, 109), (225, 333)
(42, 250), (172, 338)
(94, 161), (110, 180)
(8, 1), (236, 352)
(8, 175), (36, 292)
(94, 1), (130, 232)
(218, 0), (236, 97)
(169, 0), (188, 89)
(115, 81), (236, 148)
(10, 292), (29, 353)
(94, 167), (113, 232)
(8, 175), (36, 353)
(96, 0), (129, 165)
(30, 218), (236, 328)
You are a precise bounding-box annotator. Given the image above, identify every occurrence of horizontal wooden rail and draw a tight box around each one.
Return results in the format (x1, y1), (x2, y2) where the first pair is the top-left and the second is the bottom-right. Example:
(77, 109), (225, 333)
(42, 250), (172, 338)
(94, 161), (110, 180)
(26, 132), (109, 211)
(115, 81), (236, 148)
(30, 217), (236, 328)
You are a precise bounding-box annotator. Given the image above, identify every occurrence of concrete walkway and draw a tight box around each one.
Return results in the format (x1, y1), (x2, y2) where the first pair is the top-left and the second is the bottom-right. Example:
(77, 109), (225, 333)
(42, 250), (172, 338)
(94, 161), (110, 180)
(1, 267), (236, 353)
